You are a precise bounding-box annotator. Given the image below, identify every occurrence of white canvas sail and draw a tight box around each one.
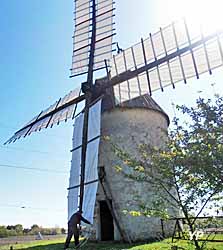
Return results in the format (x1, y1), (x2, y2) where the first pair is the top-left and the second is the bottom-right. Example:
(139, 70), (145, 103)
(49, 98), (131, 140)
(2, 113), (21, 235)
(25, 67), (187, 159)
(68, 99), (102, 223)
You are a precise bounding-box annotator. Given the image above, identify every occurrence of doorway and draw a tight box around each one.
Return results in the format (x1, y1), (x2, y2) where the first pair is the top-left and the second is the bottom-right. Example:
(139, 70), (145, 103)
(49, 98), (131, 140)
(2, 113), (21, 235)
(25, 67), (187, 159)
(100, 200), (114, 241)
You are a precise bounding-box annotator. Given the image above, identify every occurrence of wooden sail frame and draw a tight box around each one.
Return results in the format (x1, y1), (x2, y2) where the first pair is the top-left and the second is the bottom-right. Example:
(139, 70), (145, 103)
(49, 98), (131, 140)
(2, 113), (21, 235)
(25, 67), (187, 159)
(78, 0), (97, 214)
(4, 26), (223, 144)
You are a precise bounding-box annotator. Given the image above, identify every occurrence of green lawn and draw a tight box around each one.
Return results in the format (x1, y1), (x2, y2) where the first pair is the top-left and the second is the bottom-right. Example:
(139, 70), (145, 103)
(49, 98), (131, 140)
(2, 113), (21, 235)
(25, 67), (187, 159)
(0, 237), (223, 250)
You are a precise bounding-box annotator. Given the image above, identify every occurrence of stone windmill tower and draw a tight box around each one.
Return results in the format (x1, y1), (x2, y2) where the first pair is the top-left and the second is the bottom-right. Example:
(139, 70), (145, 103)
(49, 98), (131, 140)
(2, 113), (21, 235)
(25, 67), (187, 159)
(5, 0), (223, 243)
(92, 93), (170, 242)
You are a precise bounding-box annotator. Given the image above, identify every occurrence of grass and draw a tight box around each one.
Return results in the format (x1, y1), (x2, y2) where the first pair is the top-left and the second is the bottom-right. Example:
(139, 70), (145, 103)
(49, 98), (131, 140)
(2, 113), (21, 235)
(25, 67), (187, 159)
(0, 237), (223, 250)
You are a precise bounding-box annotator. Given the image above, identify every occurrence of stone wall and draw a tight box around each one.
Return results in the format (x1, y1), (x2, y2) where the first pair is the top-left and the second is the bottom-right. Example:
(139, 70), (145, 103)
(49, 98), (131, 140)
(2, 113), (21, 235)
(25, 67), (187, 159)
(92, 107), (176, 241)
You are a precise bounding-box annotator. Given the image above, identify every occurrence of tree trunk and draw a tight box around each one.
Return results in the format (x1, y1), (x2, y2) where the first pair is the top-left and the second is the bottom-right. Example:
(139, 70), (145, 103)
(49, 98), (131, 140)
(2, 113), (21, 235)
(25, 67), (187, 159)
(183, 209), (201, 250)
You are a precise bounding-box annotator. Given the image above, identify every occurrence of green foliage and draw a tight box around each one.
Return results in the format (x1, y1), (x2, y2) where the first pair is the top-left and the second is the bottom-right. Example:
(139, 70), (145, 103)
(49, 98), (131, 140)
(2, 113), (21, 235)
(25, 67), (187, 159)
(30, 224), (40, 234)
(0, 226), (9, 238)
(0, 224), (64, 238)
(0, 225), (22, 238)
(110, 96), (223, 250)
(15, 224), (23, 235)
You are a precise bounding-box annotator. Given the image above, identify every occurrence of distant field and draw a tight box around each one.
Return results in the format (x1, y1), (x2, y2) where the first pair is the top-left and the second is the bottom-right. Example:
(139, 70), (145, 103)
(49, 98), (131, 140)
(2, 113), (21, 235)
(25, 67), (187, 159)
(0, 235), (223, 250)
(0, 235), (65, 249)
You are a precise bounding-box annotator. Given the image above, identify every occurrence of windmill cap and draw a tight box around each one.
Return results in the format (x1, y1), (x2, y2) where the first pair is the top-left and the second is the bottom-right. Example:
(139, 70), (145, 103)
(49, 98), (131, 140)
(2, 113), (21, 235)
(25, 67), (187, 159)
(102, 93), (170, 125)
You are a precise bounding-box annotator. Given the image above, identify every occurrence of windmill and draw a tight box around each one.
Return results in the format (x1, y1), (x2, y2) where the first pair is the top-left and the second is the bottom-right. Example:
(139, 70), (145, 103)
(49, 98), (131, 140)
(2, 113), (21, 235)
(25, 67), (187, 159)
(5, 0), (223, 243)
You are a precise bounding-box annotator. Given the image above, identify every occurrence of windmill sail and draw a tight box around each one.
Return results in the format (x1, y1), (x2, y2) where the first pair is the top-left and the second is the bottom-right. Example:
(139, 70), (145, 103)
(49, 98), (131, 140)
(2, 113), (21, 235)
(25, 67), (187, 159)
(4, 87), (84, 144)
(68, 99), (101, 223)
(110, 19), (223, 103)
(71, 0), (116, 77)
(6, 18), (223, 144)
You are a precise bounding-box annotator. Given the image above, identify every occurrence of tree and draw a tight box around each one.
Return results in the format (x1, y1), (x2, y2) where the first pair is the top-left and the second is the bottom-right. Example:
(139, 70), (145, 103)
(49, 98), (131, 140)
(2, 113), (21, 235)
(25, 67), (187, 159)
(15, 224), (23, 235)
(30, 224), (40, 234)
(111, 96), (223, 250)
(6, 225), (15, 230)
(0, 226), (8, 238)
(31, 224), (39, 230)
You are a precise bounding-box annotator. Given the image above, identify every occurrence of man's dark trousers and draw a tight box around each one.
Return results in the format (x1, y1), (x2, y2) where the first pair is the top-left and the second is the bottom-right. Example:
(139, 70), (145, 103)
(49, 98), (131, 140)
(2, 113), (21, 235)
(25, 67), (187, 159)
(64, 224), (79, 248)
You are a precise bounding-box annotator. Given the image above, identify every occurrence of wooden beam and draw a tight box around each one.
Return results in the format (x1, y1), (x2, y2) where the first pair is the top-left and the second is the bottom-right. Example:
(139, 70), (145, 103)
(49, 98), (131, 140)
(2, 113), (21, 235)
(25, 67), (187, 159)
(79, 0), (97, 213)
(141, 38), (152, 95)
(99, 177), (132, 243)
(13, 94), (85, 135)
(108, 31), (222, 89)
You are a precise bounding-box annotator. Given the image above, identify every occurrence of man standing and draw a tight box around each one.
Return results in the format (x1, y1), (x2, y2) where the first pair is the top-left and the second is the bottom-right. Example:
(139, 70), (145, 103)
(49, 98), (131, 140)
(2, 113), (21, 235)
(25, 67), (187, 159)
(64, 211), (91, 249)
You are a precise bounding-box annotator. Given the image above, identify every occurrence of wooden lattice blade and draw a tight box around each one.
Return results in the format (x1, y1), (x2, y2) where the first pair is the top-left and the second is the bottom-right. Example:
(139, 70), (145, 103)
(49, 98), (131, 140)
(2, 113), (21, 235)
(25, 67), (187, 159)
(110, 19), (223, 103)
(4, 88), (84, 144)
(68, 99), (102, 223)
(71, 0), (116, 77)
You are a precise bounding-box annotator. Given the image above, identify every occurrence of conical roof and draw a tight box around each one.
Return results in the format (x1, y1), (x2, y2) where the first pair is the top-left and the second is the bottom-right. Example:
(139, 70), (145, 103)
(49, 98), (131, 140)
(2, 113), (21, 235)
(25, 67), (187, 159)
(102, 92), (169, 125)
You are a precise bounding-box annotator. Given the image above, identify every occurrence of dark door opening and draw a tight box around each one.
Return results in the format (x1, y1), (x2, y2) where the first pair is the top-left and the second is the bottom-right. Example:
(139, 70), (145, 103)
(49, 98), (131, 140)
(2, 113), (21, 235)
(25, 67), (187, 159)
(100, 200), (114, 241)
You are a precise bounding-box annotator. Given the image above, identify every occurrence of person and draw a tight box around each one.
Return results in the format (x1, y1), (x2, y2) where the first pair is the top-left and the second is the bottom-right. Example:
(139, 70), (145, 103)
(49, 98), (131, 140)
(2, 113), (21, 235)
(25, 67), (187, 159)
(64, 211), (91, 249)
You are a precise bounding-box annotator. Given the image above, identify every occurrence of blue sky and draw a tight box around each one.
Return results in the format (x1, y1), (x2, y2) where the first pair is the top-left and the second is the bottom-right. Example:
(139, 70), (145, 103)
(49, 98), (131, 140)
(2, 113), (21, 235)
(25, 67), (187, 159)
(0, 0), (223, 228)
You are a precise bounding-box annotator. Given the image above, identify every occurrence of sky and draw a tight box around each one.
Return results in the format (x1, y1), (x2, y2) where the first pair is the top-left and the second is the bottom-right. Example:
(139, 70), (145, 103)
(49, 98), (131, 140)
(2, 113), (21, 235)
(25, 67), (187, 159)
(0, 0), (223, 228)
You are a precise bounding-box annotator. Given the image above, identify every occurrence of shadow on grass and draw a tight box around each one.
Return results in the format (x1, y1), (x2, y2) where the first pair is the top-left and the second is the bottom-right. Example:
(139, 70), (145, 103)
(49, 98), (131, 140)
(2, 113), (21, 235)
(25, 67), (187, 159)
(8, 241), (148, 250)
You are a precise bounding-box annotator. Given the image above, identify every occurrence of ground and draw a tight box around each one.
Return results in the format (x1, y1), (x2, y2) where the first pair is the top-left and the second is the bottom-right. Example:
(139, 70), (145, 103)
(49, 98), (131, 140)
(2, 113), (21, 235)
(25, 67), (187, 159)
(0, 236), (223, 250)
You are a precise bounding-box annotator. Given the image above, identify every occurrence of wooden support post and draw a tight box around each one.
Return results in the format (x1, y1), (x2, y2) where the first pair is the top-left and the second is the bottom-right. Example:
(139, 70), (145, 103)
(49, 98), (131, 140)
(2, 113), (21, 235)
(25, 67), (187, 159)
(99, 167), (132, 243)
(161, 219), (165, 238)
(172, 220), (177, 243)
(176, 219), (181, 238)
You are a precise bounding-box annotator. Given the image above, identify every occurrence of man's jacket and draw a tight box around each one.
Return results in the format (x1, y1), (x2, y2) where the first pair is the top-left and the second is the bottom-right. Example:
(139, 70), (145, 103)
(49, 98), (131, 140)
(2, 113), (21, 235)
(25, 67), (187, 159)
(68, 212), (91, 227)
